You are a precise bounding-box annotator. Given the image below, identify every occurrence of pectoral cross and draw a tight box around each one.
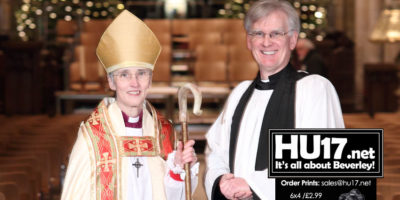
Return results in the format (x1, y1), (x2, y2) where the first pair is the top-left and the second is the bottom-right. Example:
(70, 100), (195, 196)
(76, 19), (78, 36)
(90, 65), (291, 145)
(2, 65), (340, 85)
(132, 158), (143, 178)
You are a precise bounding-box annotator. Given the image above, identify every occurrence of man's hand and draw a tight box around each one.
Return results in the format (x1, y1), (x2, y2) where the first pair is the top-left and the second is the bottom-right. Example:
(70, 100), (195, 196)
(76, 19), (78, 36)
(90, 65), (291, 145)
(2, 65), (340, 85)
(220, 173), (236, 199)
(219, 174), (252, 200)
(229, 178), (252, 199)
(174, 140), (197, 168)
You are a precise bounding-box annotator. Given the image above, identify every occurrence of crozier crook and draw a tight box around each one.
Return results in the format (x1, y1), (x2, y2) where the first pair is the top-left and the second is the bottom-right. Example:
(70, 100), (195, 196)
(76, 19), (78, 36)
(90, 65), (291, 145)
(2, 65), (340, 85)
(178, 83), (202, 200)
(178, 83), (203, 122)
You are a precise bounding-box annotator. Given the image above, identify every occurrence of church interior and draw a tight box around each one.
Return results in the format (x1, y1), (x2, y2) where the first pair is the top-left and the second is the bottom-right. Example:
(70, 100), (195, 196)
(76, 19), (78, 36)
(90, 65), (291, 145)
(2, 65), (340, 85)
(0, 0), (399, 199)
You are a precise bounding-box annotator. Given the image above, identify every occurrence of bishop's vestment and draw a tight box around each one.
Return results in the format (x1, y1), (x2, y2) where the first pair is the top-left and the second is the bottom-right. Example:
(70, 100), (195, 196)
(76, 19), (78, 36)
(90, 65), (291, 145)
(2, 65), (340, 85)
(61, 98), (198, 200)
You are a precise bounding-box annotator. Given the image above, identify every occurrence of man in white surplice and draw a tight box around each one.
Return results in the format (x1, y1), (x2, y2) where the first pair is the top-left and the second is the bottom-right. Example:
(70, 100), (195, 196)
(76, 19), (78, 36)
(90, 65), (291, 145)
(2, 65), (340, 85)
(61, 10), (198, 200)
(204, 0), (345, 199)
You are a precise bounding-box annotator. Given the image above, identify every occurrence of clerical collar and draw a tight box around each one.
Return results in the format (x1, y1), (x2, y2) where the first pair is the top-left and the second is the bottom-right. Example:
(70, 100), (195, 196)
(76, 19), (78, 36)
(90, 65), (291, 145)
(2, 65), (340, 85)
(122, 111), (143, 128)
(255, 67), (285, 90)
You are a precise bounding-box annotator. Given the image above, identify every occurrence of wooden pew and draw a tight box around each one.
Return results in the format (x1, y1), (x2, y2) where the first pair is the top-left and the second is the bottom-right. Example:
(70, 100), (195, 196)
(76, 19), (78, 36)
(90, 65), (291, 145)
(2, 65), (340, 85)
(0, 172), (34, 200)
(0, 182), (18, 200)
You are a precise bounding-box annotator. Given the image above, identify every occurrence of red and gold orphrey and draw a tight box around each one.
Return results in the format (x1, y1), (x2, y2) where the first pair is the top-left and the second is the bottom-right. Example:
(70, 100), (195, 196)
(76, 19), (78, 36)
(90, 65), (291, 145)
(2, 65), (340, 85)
(118, 136), (157, 157)
(84, 101), (174, 200)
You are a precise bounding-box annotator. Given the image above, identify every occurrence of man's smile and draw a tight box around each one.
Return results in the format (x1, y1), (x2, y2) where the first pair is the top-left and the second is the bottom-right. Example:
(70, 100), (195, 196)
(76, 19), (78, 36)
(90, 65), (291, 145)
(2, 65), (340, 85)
(261, 50), (277, 55)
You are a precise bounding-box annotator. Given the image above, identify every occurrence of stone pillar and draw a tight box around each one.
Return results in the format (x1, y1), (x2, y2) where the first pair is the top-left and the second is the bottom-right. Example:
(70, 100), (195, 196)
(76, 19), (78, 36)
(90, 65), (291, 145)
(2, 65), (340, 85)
(332, 0), (344, 31)
(332, 0), (355, 41)
(354, 0), (385, 111)
(384, 0), (400, 64)
(0, 0), (11, 36)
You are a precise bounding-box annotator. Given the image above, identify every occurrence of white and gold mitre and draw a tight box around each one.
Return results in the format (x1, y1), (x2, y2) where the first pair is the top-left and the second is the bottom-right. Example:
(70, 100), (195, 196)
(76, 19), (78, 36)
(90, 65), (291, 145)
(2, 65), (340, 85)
(96, 10), (161, 73)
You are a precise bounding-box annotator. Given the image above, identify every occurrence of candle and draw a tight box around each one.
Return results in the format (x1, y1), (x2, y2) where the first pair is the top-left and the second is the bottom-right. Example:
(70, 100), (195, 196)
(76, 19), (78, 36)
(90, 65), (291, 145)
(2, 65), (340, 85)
(79, 46), (86, 80)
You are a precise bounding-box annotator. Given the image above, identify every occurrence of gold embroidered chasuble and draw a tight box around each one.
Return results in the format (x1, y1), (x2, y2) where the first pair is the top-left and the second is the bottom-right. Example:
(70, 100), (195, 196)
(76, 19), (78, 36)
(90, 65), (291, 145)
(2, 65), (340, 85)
(61, 98), (176, 200)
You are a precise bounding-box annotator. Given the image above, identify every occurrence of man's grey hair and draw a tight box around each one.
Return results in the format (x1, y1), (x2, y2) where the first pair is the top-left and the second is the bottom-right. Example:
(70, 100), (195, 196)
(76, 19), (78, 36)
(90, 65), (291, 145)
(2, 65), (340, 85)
(244, 0), (300, 35)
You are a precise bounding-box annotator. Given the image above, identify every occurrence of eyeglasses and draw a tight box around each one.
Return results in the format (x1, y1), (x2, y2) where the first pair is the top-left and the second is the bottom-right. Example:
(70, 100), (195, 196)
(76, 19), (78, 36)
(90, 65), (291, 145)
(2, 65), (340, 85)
(113, 70), (151, 82)
(248, 30), (292, 41)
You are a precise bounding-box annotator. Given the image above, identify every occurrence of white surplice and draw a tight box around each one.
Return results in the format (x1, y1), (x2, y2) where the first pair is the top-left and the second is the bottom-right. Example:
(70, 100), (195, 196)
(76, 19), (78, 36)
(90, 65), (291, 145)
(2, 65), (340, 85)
(125, 116), (153, 200)
(205, 75), (345, 200)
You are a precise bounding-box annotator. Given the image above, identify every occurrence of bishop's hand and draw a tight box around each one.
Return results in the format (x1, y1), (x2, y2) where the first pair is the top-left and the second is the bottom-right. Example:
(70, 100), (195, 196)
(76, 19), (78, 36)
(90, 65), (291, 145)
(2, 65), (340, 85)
(174, 140), (197, 168)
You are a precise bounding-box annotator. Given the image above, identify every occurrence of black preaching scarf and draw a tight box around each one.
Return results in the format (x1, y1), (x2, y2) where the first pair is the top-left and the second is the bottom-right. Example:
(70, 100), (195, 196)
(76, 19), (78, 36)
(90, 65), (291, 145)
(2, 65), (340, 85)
(229, 64), (308, 172)
(211, 64), (308, 200)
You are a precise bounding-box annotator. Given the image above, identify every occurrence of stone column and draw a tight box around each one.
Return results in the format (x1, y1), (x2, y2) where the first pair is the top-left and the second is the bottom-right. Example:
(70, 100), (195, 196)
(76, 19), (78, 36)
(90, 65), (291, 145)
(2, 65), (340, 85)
(332, 0), (344, 31)
(384, 0), (400, 63)
(332, 0), (355, 41)
(354, 0), (385, 111)
(0, 0), (11, 36)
